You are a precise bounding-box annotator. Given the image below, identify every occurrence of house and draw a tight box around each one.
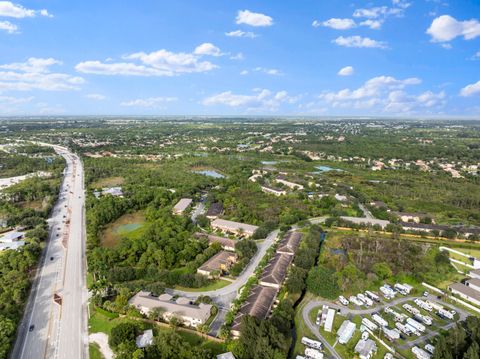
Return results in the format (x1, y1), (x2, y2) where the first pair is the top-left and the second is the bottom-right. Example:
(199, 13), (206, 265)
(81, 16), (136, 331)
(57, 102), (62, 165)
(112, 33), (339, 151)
(211, 219), (259, 237)
(340, 216), (390, 229)
(337, 320), (356, 344)
(261, 186), (287, 196)
(275, 176), (304, 190)
(355, 338), (377, 359)
(369, 201), (388, 210)
(465, 278), (480, 293)
(197, 251), (237, 278)
(172, 198), (193, 215)
(399, 222), (449, 235)
(0, 230), (26, 251)
(101, 187), (123, 197)
(393, 212), (433, 224)
(259, 253), (293, 289)
(217, 353), (236, 359)
(128, 291), (212, 327)
(276, 231), (303, 256)
(231, 285), (278, 337)
(448, 283), (480, 307)
(206, 202), (224, 219)
(135, 329), (153, 348)
(469, 269), (480, 280)
(335, 194), (348, 202)
(194, 232), (237, 251)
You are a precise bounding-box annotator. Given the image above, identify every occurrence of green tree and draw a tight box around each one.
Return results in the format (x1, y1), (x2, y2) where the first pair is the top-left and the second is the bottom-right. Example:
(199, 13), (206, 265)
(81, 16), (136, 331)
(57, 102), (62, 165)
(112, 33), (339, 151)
(372, 262), (393, 280)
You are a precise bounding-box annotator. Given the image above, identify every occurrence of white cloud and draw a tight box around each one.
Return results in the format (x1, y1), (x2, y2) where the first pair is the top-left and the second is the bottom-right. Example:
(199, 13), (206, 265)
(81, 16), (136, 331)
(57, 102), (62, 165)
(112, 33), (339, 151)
(460, 80), (480, 97)
(193, 43), (223, 57)
(333, 36), (387, 49)
(0, 20), (17, 33)
(0, 1), (51, 18)
(322, 18), (356, 30)
(203, 89), (296, 110)
(426, 15), (480, 43)
(240, 70), (249, 75)
(0, 95), (33, 104)
(236, 10), (273, 27)
(76, 45), (218, 77)
(86, 93), (106, 101)
(0, 57), (84, 92)
(353, 0), (410, 19)
(472, 51), (480, 60)
(225, 30), (258, 38)
(254, 67), (281, 76)
(360, 19), (383, 29)
(312, 20), (321, 28)
(338, 66), (354, 76)
(230, 52), (244, 61)
(120, 96), (178, 107)
(317, 75), (445, 114)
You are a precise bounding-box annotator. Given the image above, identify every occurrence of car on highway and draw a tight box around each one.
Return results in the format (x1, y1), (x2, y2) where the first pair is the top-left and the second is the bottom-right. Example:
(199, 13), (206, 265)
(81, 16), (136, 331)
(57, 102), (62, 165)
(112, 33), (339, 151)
(29, 325), (35, 332)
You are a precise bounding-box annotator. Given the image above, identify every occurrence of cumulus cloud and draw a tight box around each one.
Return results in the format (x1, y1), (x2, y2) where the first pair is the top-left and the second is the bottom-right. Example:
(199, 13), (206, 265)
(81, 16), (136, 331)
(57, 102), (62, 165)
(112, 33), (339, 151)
(85, 93), (106, 101)
(322, 18), (356, 30)
(0, 20), (17, 33)
(353, 0), (410, 19)
(426, 15), (480, 43)
(193, 43), (223, 57)
(254, 67), (282, 76)
(317, 75), (444, 114)
(225, 30), (258, 38)
(460, 80), (480, 97)
(360, 19), (383, 29)
(120, 96), (178, 107)
(76, 45), (219, 77)
(202, 89), (297, 111)
(236, 10), (273, 27)
(0, 57), (84, 92)
(333, 36), (387, 49)
(230, 53), (244, 61)
(338, 66), (354, 76)
(0, 1), (51, 18)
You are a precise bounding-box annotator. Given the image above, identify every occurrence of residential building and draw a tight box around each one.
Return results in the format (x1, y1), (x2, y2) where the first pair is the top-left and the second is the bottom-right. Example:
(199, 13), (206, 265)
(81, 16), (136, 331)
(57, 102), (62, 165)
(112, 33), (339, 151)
(337, 320), (356, 344)
(197, 251), (237, 278)
(0, 230), (26, 251)
(206, 202), (224, 219)
(399, 222), (449, 235)
(448, 283), (480, 307)
(469, 269), (480, 280)
(393, 212), (433, 224)
(261, 186), (287, 196)
(354, 338), (377, 359)
(135, 329), (153, 348)
(259, 253), (293, 289)
(276, 231), (303, 255)
(465, 278), (480, 293)
(128, 291), (212, 327)
(211, 218), (259, 237)
(275, 176), (304, 190)
(340, 216), (390, 229)
(217, 353), (236, 359)
(231, 285), (278, 337)
(172, 198), (193, 215)
(102, 186), (123, 197)
(194, 232), (237, 251)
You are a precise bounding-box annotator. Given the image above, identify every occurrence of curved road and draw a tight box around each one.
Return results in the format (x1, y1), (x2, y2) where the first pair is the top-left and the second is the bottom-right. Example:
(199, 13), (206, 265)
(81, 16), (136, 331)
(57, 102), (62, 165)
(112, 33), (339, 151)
(302, 295), (469, 358)
(11, 143), (88, 359)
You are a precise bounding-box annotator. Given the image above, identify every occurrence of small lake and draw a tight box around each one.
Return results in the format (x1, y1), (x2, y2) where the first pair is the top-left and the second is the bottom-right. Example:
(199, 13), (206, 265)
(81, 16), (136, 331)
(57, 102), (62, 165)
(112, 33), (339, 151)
(193, 170), (225, 178)
(314, 165), (343, 173)
(114, 223), (143, 234)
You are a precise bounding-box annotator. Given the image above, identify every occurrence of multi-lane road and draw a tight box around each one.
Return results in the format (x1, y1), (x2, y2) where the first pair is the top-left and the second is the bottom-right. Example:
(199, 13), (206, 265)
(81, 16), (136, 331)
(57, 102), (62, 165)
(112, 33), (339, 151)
(11, 144), (88, 359)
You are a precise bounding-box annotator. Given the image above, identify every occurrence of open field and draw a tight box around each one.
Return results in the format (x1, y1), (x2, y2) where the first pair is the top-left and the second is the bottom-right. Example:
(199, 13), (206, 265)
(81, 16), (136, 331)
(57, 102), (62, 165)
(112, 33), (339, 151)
(91, 176), (125, 188)
(101, 211), (145, 248)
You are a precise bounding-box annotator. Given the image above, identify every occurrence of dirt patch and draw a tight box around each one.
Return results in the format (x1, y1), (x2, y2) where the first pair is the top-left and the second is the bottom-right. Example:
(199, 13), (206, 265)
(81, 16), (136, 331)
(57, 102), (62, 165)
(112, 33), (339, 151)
(89, 332), (113, 359)
(101, 211), (145, 248)
(91, 176), (125, 189)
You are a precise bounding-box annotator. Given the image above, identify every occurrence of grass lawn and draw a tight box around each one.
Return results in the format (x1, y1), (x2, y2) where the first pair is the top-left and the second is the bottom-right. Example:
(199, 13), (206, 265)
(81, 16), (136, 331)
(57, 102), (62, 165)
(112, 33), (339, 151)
(175, 279), (230, 292)
(88, 307), (226, 355)
(89, 343), (104, 359)
(91, 176), (125, 188)
(101, 210), (146, 247)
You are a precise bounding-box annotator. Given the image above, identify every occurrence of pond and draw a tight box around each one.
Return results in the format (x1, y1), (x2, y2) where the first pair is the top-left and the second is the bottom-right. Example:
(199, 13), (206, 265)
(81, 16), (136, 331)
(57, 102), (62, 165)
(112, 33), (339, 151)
(314, 165), (343, 173)
(193, 170), (225, 178)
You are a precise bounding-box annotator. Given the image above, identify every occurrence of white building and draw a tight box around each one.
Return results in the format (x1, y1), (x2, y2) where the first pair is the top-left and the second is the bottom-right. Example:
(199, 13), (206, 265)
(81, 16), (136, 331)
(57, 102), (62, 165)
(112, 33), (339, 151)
(354, 338), (377, 359)
(211, 218), (259, 237)
(129, 291), (212, 328)
(324, 309), (335, 333)
(0, 230), (26, 251)
(449, 283), (480, 306)
(337, 320), (356, 344)
(261, 186), (287, 196)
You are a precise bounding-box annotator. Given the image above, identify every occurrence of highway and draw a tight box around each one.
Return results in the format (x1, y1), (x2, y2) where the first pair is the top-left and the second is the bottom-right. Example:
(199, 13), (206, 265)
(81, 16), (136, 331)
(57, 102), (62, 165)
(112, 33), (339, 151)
(11, 144), (88, 359)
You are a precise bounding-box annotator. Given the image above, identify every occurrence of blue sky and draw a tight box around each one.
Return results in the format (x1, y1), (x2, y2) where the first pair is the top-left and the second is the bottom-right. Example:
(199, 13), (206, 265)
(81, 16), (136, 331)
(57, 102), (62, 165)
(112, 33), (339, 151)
(0, 0), (479, 116)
